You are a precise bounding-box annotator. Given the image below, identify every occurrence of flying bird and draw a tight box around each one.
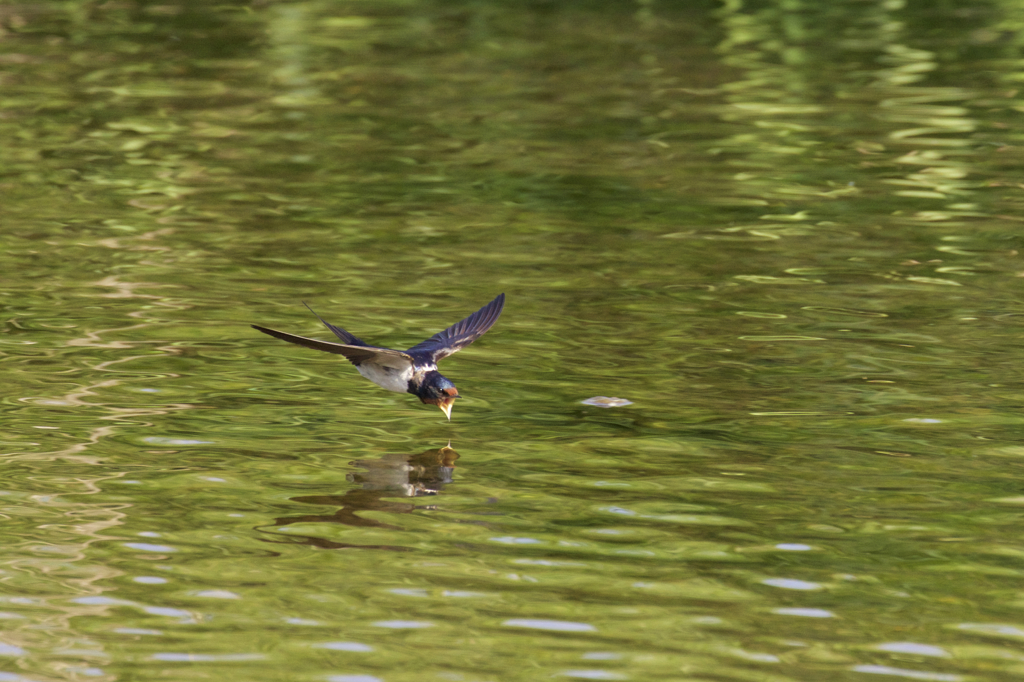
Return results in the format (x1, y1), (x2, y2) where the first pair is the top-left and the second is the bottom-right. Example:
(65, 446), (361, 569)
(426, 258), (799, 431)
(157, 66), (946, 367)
(252, 293), (505, 420)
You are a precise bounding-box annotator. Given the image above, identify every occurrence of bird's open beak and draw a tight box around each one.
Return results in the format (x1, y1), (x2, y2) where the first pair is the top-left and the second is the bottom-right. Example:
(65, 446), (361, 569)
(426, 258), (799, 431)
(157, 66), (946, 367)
(438, 399), (454, 421)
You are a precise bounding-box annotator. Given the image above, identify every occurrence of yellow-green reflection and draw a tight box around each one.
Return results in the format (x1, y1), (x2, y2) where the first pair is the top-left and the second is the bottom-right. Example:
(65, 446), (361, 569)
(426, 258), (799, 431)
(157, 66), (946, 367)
(1, 1), (1024, 681)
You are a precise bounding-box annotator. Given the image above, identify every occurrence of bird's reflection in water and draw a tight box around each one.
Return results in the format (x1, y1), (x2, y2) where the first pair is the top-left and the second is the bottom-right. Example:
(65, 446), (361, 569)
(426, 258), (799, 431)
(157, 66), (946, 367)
(261, 443), (459, 550)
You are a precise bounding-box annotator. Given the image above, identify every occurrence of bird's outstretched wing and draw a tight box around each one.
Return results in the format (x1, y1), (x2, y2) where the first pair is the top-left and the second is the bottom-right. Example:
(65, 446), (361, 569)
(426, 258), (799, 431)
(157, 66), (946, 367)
(251, 325), (412, 367)
(301, 302), (369, 346)
(405, 293), (505, 363)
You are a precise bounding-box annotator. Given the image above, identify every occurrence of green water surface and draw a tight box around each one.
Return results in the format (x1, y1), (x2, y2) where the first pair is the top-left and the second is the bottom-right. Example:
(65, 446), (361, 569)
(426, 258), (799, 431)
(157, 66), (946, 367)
(4, 1), (1024, 680)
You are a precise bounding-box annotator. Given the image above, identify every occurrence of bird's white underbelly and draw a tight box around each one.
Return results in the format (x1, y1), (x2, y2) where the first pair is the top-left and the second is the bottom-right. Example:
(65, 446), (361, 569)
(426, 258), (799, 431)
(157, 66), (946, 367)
(356, 363), (413, 393)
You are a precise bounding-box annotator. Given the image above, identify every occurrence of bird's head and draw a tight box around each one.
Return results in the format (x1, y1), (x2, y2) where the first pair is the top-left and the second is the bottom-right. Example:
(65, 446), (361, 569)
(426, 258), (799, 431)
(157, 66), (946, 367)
(416, 372), (460, 420)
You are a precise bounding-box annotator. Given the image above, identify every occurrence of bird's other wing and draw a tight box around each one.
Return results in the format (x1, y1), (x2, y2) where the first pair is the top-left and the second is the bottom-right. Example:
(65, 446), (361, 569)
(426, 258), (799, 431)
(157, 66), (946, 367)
(302, 302), (369, 346)
(251, 325), (413, 367)
(404, 293), (505, 363)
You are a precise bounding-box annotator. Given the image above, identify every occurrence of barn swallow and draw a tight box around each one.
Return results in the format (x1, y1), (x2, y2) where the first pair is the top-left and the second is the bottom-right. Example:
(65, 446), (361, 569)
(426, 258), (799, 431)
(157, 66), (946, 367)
(252, 293), (505, 420)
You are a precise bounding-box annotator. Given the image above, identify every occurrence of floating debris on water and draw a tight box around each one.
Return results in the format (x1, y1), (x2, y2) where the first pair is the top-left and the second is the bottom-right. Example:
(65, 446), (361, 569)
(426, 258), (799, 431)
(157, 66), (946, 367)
(581, 396), (634, 408)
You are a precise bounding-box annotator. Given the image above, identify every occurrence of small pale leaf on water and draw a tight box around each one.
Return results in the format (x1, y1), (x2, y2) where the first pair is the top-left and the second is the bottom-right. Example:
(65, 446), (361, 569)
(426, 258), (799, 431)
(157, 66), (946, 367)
(582, 397), (634, 408)
(906, 276), (962, 286)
